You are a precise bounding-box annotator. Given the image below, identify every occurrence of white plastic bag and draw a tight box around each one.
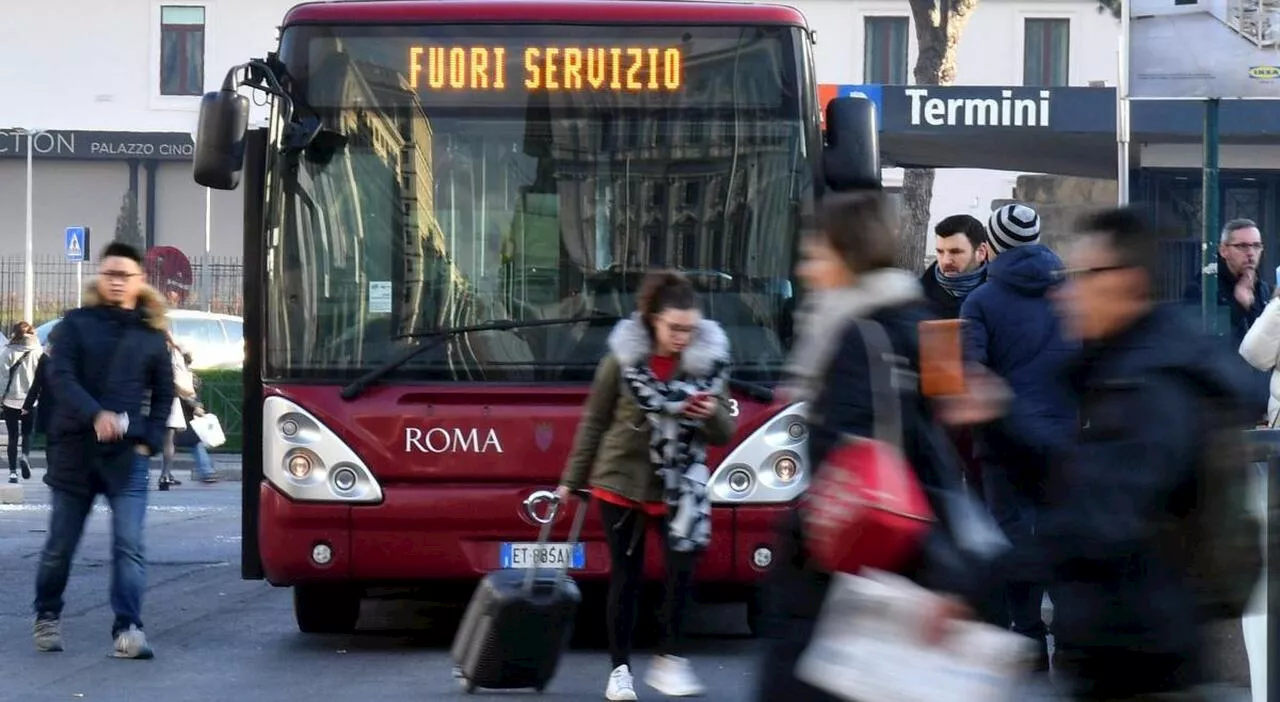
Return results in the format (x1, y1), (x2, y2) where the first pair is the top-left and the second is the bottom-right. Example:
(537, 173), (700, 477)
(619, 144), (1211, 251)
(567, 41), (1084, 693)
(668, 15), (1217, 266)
(795, 569), (1036, 702)
(189, 414), (226, 449)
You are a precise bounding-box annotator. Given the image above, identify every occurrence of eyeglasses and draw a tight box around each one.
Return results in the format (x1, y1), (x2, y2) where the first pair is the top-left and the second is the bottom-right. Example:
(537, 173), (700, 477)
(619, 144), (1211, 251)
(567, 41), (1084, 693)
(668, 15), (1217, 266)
(1225, 243), (1264, 252)
(657, 318), (697, 334)
(1052, 265), (1132, 282)
(99, 271), (142, 281)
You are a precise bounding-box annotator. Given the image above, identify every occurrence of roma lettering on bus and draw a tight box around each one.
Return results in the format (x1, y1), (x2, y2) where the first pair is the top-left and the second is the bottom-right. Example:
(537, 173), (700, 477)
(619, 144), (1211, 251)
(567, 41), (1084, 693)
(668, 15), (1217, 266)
(404, 426), (504, 454)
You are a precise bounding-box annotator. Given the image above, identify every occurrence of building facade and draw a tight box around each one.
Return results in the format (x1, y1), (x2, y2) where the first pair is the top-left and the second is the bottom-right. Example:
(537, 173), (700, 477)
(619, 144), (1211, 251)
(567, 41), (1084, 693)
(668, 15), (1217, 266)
(2, 0), (1277, 283)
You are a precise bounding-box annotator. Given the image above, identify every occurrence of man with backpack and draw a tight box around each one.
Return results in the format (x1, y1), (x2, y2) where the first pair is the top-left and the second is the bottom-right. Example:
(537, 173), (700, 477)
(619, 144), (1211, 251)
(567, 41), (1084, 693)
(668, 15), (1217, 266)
(941, 207), (1263, 698)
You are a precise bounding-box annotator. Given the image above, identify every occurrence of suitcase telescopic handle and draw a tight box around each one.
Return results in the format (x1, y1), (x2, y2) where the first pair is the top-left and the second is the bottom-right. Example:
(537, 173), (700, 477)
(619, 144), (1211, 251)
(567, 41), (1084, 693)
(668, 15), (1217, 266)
(523, 490), (591, 593)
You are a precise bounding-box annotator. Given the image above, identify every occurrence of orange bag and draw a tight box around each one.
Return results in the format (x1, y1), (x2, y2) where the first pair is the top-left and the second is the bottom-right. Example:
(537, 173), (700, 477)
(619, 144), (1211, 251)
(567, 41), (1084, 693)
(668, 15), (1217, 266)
(803, 321), (935, 574)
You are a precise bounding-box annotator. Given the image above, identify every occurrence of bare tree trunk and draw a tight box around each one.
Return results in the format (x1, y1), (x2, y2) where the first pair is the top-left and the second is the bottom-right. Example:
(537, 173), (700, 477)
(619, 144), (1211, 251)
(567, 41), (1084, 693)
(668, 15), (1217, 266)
(896, 169), (935, 272)
(896, 0), (979, 273)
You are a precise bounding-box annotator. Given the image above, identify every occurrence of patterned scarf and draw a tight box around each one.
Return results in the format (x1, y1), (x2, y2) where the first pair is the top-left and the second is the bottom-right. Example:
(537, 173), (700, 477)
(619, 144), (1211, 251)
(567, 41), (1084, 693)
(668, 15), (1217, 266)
(933, 263), (986, 299)
(613, 319), (730, 553)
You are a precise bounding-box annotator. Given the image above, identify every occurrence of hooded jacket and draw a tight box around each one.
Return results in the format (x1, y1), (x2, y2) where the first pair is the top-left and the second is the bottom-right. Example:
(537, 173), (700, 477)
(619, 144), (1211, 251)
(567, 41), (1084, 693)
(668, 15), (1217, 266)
(959, 244), (1077, 463)
(2, 333), (42, 410)
(560, 315), (735, 505)
(45, 278), (175, 497)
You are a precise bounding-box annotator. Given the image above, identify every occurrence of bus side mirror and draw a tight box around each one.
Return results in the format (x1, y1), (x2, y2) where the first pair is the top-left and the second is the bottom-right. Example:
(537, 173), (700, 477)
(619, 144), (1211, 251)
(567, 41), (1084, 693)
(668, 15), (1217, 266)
(193, 89), (250, 191)
(823, 96), (880, 191)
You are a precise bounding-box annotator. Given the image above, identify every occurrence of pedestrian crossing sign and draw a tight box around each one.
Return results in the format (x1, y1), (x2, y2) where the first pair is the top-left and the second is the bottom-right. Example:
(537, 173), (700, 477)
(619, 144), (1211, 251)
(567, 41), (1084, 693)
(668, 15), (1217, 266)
(65, 226), (90, 263)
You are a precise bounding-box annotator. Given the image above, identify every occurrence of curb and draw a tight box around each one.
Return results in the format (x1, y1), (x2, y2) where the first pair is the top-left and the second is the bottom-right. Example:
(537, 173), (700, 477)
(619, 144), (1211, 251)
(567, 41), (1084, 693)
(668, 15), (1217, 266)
(14, 452), (244, 482)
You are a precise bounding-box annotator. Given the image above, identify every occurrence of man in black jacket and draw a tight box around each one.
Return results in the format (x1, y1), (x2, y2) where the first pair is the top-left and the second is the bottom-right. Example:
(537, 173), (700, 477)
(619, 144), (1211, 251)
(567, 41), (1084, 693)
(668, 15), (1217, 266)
(949, 208), (1260, 698)
(32, 242), (174, 660)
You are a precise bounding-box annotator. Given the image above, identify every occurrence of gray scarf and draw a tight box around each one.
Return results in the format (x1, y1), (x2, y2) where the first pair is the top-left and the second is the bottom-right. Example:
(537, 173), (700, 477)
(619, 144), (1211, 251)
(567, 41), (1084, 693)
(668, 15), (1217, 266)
(782, 268), (924, 404)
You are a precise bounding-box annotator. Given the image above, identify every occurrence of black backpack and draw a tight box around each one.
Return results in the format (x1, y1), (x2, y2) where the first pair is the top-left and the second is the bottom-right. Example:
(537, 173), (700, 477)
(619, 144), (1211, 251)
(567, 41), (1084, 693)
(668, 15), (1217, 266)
(1163, 371), (1264, 621)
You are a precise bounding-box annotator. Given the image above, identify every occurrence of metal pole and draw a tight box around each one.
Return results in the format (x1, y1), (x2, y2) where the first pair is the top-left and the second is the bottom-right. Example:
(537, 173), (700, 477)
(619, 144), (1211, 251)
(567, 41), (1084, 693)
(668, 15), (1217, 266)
(1116, 12), (1130, 206)
(1200, 98), (1221, 336)
(75, 262), (82, 308)
(1116, 98), (1130, 206)
(24, 131), (36, 322)
(205, 186), (213, 312)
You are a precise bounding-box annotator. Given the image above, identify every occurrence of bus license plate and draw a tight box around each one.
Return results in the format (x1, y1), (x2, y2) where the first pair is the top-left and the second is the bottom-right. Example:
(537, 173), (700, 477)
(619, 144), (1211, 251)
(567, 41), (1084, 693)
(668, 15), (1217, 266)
(500, 542), (586, 569)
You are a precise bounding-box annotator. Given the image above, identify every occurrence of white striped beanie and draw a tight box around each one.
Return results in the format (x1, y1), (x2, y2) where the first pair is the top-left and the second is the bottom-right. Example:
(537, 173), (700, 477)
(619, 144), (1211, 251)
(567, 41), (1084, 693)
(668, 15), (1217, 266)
(987, 204), (1041, 254)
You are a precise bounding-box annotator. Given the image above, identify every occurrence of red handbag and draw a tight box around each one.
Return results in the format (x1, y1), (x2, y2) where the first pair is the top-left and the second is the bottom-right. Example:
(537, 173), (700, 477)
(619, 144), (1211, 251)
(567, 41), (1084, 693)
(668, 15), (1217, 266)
(802, 321), (935, 575)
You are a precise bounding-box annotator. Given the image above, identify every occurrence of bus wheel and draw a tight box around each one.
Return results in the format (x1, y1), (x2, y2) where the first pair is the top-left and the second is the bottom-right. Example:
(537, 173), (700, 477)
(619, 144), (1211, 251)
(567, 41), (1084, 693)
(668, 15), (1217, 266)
(293, 585), (361, 634)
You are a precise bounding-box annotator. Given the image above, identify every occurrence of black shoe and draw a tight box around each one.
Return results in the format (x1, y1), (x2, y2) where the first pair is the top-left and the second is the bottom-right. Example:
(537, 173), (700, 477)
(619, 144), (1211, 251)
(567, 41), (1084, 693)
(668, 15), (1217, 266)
(157, 477), (172, 491)
(19, 455), (30, 480)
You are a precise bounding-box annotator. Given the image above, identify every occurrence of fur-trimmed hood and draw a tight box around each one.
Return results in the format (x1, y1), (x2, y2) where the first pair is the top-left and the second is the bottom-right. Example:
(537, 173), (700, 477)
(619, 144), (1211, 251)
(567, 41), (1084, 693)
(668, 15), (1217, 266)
(607, 313), (730, 377)
(80, 277), (169, 331)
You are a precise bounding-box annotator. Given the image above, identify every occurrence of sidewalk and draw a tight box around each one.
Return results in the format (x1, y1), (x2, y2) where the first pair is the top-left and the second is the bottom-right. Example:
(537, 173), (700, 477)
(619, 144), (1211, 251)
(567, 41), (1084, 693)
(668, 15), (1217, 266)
(6, 449), (243, 482)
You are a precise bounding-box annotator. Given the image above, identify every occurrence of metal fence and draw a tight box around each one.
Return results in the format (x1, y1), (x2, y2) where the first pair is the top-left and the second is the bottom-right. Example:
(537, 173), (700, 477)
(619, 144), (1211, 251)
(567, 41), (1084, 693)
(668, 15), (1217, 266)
(0, 255), (244, 328)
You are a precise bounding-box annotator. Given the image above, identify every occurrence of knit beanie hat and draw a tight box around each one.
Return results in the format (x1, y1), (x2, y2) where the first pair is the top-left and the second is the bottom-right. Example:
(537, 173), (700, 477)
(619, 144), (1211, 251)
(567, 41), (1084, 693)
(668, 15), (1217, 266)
(987, 204), (1041, 254)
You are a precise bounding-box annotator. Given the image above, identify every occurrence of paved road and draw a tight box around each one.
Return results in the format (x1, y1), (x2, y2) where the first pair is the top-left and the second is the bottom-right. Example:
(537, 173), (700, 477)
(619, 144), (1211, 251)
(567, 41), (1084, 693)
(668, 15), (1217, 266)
(0, 471), (761, 702)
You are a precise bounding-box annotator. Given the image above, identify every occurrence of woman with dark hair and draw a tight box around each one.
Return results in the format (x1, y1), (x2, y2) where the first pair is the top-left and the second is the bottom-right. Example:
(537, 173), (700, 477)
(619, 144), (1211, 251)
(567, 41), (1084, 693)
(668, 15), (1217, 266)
(4, 321), (42, 483)
(754, 192), (994, 699)
(556, 270), (735, 700)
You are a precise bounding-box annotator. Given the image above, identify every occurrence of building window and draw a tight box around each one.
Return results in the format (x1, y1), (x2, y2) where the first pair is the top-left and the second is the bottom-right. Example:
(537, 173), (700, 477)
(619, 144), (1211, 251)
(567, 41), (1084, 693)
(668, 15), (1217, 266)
(1023, 19), (1070, 87)
(160, 5), (206, 96)
(863, 17), (909, 84)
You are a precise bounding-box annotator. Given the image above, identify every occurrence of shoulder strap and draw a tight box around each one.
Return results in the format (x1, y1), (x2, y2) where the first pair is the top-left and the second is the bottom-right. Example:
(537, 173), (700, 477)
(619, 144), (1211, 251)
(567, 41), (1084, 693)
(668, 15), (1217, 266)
(4, 350), (31, 397)
(851, 320), (904, 449)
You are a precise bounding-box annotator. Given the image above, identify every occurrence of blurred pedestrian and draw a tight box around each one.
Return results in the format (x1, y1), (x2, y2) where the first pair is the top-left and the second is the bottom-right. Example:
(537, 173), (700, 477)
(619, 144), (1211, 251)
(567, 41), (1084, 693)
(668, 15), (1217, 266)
(941, 207), (1263, 699)
(4, 320), (42, 483)
(32, 241), (174, 660)
(754, 191), (988, 701)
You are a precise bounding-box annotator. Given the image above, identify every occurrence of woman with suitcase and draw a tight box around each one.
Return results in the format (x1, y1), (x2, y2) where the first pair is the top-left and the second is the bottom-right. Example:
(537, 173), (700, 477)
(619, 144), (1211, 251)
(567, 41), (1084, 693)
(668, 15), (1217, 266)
(556, 270), (736, 700)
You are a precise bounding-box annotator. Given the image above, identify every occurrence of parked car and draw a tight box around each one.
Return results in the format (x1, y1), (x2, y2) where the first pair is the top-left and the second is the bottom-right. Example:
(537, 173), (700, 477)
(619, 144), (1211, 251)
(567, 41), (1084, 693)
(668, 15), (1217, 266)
(36, 310), (243, 370)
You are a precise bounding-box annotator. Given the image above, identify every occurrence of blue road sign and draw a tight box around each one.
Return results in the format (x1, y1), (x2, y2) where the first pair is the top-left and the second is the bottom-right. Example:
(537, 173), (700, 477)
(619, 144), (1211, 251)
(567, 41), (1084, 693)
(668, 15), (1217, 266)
(65, 226), (90, 263)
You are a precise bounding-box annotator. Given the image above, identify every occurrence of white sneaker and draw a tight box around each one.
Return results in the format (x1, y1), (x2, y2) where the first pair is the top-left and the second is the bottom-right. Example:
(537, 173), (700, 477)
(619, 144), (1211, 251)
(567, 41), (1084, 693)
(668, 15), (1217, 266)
(605, 664), (639, 701)
(644, 655), (704, 697)
(111, 625), (154, 659)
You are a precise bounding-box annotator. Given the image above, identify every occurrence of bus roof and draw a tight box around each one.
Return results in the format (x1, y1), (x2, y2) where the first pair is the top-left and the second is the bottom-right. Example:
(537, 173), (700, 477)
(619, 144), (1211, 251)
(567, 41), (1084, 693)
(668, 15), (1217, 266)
(282, 0), (808, 28)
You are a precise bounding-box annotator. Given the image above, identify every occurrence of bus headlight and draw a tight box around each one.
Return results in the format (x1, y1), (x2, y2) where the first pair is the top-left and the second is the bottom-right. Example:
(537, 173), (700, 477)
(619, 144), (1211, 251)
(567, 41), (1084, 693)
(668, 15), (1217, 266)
(263, 396), (383, 504)
(774, 456), (798, 482)
(708, 403), (809, 504)
(288, 452), (315, 479)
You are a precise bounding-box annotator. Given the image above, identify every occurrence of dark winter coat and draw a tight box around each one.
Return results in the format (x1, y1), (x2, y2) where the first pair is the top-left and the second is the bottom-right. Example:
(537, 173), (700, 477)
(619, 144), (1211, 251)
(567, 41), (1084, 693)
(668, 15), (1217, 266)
(21, 353), (54, 436)
(45, 281), (174, 497)
(981, 305), (1261, 696)
(754, 301), (994, 701)
(920, 261), (983, 319)
(959, 245), (1077, 471)
(1183, 257), (1271, 348)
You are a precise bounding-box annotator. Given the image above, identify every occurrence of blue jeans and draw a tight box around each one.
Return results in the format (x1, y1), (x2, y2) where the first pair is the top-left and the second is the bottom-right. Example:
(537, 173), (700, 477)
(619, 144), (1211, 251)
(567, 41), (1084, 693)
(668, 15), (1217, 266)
(34, 452), (150, 636)
(191, 442), (214, 480)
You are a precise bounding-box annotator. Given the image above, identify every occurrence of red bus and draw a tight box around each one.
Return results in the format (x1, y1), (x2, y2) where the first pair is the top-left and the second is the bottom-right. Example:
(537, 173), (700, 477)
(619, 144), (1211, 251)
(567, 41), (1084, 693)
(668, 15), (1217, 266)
(193, 0), (879, 635)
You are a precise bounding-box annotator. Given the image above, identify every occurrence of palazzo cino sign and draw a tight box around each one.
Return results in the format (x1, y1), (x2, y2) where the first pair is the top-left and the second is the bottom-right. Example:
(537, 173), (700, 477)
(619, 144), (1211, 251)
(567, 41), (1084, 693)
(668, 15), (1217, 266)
(0, 129), (195, 161)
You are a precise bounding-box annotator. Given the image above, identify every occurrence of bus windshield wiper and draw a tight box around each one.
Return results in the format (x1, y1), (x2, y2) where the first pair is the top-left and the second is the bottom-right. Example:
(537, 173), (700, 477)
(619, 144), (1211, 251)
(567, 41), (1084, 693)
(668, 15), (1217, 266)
(339, 315), (621, 401)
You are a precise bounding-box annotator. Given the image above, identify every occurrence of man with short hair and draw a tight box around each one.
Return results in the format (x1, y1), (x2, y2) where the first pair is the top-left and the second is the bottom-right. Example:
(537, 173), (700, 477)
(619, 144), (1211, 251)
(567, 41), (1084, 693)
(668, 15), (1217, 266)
(33, 242), (174, 659)
(922, 214), (989, 318)
(1185, 218), (1271, 346)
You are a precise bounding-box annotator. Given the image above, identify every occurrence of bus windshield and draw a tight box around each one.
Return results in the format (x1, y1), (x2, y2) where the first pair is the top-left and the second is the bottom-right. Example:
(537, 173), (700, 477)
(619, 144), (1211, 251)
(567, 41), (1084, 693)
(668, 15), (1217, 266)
(267, 23), (816, 383)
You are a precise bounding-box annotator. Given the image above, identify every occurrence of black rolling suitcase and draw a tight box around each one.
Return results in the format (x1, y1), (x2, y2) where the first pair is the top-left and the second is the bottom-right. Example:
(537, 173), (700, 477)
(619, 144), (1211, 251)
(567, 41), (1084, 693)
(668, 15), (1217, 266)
(450, 493), (590, 694)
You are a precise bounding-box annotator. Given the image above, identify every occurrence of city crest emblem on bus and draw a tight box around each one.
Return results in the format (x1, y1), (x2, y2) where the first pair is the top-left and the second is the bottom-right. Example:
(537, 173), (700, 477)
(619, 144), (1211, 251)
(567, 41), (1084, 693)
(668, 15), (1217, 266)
(534, 423), (554, 452)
